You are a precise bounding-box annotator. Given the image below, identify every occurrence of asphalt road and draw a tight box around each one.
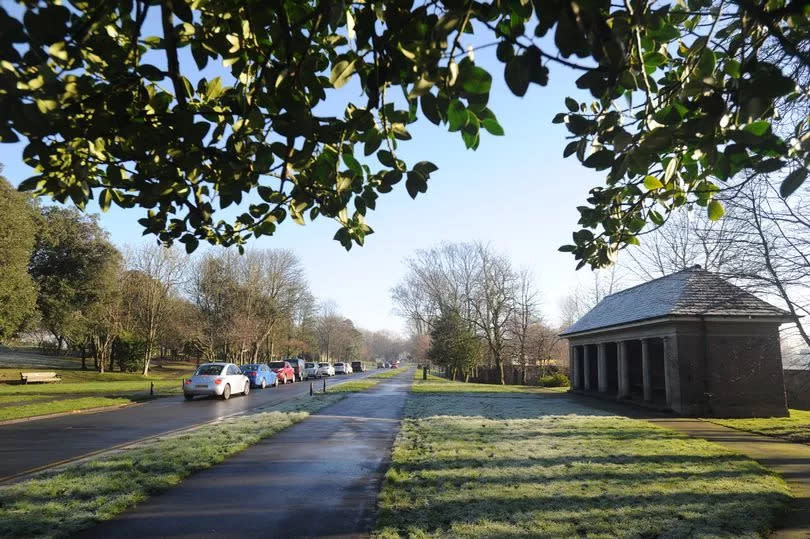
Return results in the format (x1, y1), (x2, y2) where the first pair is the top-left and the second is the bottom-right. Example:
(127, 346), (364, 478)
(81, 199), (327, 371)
(79, 369), (413, 538)
(0, 370), (379, 482)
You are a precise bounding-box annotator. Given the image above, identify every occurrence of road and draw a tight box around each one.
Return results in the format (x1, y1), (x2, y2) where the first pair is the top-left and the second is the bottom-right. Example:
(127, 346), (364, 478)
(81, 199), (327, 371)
(0, 370), (378, 483)
(80, 368), (413, 538)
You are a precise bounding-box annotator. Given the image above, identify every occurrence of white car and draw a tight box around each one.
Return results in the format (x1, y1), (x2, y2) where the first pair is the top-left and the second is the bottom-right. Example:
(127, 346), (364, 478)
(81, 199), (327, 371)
(184, 362), (250, 401)
(317, 362), (335, 377)
(334, 362), (348, 375)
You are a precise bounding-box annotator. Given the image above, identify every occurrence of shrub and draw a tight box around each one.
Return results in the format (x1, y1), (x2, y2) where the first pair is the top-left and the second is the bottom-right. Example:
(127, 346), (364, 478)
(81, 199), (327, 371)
(540, 372), (569, 388)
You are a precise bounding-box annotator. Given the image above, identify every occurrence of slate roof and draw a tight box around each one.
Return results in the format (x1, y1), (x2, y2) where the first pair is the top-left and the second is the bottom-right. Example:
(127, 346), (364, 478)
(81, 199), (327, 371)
(561, 266), (791, 336)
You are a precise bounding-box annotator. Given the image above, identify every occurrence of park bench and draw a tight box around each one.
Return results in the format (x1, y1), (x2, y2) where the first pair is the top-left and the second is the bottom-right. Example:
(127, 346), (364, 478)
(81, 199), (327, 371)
(20, 372), (62, 384)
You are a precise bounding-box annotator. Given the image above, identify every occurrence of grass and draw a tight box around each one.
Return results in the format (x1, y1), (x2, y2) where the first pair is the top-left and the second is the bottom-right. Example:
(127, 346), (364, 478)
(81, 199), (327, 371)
(0, 397), (133, 422)
(374, 391), (791, 538)
(326, 379), (382, 393)
(708, 409), (810, 443)
(411, 376), (568, 394)
(0, 364), (196, 421)
(0, 392), (346, 539)
(369, 367), (409, 379)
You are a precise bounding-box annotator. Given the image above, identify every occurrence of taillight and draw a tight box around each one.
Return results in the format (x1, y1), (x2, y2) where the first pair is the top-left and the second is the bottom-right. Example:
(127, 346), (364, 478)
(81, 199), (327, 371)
(247, 371), (256, 376)
(185, 379), (192, 385)
(214, 378), (223, 385)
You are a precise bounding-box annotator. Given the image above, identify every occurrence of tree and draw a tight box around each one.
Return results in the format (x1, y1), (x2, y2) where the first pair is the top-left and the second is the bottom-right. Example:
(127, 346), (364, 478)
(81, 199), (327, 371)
(510, 269), (540, 383)
(0, 173), (38, 342)
(428, 310), (482, 382)
(30, 207), (120, 353)
(316, 301), (343, 361)
(5, 2), (806, 267)
(127, 245), (186, 375)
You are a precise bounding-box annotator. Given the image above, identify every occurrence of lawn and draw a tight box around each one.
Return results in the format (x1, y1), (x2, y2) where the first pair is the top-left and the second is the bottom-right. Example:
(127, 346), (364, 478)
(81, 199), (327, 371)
(411, 375), (568, 394)
(375, 390), (791, 538)
(708, 409), (810, 444)
(0, 364), (196, 421)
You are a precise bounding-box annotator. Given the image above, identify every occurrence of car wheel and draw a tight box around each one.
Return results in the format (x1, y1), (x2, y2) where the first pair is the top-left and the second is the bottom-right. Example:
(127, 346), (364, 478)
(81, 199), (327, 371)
(184, 394), (194, 401)
(244, 382), (250, 396)
(222, 384), (231, 400)
(261, 379), (267, 389)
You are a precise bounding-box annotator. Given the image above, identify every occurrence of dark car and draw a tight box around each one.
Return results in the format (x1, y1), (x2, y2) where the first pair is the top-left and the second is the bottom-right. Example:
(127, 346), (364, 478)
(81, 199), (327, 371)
(351, 361), (364, 373)
(286, 358), (306, 382)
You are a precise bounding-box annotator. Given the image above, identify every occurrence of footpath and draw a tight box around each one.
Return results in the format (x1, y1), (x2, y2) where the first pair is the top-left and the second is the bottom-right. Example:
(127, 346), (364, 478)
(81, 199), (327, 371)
(79, 368), (414, 538)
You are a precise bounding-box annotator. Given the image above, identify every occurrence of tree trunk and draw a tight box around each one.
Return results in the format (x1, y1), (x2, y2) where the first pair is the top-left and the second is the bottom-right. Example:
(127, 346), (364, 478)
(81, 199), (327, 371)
(81, 345), (87, 370)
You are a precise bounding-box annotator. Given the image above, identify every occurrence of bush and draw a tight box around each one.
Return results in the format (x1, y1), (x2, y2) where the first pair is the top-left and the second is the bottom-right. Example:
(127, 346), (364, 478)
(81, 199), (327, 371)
(113, 332), (147, 372)
(540, 372), (569, 388)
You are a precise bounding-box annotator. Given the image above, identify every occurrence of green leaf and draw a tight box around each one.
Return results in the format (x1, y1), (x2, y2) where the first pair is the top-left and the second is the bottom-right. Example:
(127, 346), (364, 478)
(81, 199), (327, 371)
(743, 121), (771, 137)
(405, 171), (427, 199)
(780, 169), (808, 198)
(564, 97), (579, 112)
(583, 149), (615, 170)
(460, 66), (492, 94)
(643, 175), (664, 190)
(137, 64), (164, 81)
(481, 118), (504, 136)
(420, 92), (441, 125)
(330, 58), (357, 88)
(505, 56), (530, 96)
(377, 150), (395, 168)
(99, 189), (112, 212)
(707, 199), (725, 221)
(447, 100), (467, 131)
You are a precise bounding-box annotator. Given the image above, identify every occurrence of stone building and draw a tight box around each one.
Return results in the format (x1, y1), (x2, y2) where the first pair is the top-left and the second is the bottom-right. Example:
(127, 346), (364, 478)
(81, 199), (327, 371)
(560, 266), (791, 417)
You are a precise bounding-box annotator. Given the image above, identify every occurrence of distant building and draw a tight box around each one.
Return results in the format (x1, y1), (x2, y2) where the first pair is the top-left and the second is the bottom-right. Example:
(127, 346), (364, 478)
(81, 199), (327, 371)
(560, 266), (791, 418)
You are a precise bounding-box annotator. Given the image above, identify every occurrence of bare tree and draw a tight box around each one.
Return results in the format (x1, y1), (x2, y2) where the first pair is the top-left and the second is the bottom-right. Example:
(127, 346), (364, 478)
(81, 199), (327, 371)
(128, 245), (186, 376)
(510, 268), (540, 383)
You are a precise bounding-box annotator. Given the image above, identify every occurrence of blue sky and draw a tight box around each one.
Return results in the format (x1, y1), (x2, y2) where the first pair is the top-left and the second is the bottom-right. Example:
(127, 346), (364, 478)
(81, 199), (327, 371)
(0, 10), (607, 334)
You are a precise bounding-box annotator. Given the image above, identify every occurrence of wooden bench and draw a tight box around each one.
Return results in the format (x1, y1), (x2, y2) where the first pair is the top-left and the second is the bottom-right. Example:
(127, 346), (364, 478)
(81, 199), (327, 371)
(20, 372), (62, 384)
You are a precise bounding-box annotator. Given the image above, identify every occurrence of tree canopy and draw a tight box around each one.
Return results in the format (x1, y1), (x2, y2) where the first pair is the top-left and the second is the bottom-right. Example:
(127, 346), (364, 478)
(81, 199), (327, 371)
(0, 174), (38, 341)
(1, 0), (808, 267)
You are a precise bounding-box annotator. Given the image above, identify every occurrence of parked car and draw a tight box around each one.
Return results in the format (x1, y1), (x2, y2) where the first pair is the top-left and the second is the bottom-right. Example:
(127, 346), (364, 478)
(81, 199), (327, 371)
(390, 360), (399, 368)
(184, 362), (250, 400)
(317, 362), (335, 377)
(351, 361), (364, 372)
(286, 358), (306, 381)
(345, 363), (353, 374)
(268, 360), (296, 384)
(334, 362), (348, 375)
(304, 361), (321, 379)
(240, 363), (278, 389)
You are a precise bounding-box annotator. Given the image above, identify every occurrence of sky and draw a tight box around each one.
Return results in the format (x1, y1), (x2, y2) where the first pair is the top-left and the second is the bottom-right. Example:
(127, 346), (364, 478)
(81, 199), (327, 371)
(0, 9), (608, 335)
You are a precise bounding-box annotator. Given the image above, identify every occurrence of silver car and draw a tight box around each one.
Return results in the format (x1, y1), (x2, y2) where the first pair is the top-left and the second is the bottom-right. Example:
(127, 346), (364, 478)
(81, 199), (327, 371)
(184, 362), (250, 401)
(304, 361), (320, 379)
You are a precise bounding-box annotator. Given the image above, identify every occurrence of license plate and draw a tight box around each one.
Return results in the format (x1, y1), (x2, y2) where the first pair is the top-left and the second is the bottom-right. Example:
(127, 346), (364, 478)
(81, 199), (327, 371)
(196, 384), (207, 388)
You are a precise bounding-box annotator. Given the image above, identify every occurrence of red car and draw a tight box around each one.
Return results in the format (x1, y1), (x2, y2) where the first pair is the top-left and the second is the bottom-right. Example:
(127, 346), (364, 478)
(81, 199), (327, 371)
(268, 360), (296, 384)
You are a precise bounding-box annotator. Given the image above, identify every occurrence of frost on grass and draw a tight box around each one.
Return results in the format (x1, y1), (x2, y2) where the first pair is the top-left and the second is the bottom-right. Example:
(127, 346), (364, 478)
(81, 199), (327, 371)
(0, 393), (344, 539)
(375, 393), (791, 538)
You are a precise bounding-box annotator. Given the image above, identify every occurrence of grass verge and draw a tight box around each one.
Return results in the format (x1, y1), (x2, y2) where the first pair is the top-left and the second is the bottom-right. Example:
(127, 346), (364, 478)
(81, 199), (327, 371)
(327, 379), (382, 393)
(375, 392), (790, 538)
(369, 367), (408, 379)
(707, 409), (810, 443)
(0, 397), (133, 422)
(0, 393), (345, 539)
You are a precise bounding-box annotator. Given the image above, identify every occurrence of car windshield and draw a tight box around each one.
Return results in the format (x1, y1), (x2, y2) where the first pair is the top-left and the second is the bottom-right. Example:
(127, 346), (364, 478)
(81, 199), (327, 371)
(268, 361), (286, 368)
(195, 364), (224, 376)
(319, 363), (329, 367)
(305, 363), (315, 368)
(335, 363), (343, 366)
(241, 364), (260, 371)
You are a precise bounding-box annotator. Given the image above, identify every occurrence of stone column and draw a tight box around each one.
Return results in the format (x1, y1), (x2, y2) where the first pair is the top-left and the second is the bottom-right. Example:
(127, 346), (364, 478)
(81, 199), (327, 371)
(568, 343), (575, 388)
(597, 343), (607, 392)
(617, 340), (630, 399)
(641, 338), (653, 402)
(583, 345), (592, 391)
(663, 336), (678, 410)
(571, 346), (580, 389)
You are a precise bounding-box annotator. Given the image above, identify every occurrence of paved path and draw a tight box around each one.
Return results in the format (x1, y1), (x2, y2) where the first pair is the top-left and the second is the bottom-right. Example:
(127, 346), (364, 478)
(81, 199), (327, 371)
(0, 371), (375, 483)
(570, 394), (810, 538)
(79, 368), (413, 538)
